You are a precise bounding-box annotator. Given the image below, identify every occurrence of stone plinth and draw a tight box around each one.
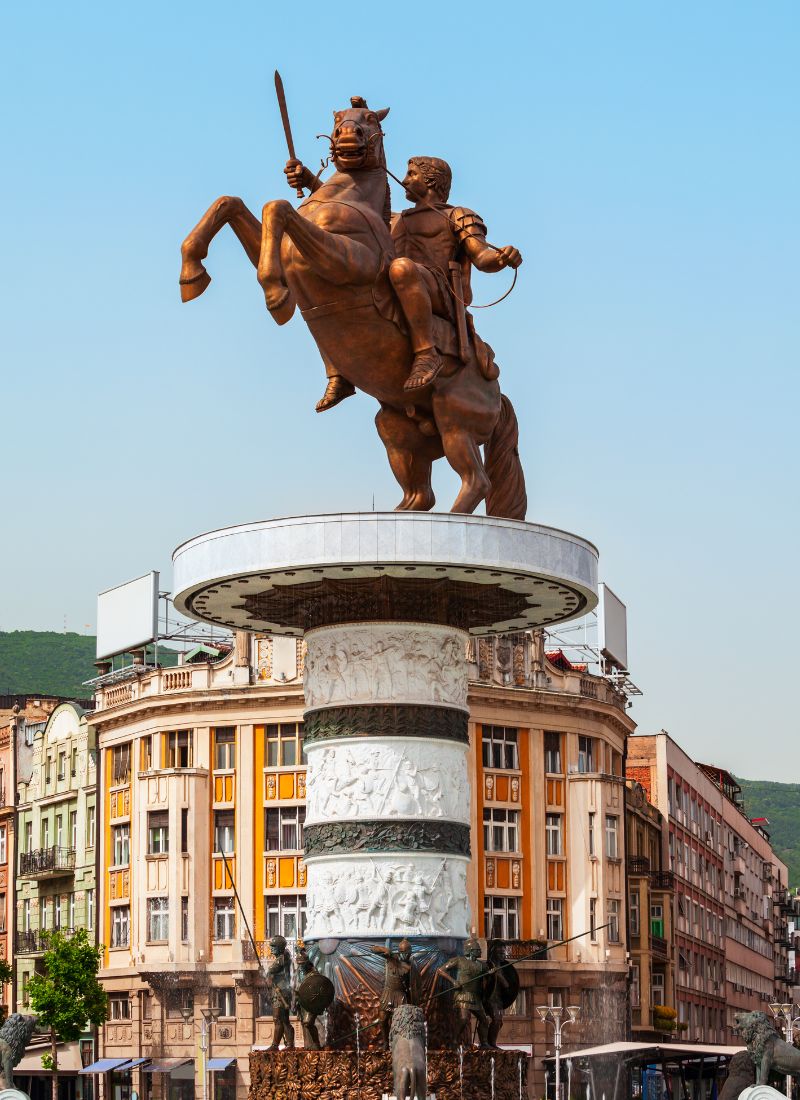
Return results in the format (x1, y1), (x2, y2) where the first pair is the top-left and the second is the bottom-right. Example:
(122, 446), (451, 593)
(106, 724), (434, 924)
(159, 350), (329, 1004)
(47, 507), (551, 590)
(249, 1048), (529, 1100)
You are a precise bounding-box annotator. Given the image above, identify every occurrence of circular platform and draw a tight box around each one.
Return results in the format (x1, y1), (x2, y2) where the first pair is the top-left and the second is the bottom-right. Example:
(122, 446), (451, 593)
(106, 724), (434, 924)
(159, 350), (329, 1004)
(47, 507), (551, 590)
(172, 512), (598, 635)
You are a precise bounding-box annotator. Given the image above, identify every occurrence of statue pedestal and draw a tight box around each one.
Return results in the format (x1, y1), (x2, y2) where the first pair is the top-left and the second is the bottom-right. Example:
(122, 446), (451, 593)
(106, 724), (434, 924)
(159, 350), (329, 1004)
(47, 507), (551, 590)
(174, 512), (596, 1055)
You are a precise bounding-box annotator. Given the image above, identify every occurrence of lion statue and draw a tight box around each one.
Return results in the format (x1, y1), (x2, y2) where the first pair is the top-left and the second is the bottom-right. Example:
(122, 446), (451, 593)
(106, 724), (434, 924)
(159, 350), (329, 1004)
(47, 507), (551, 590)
(0, 1015), (37, 1090)
(389, 1004), (427, 1100)
(718, 1050), (756, 1100)
(735, 1011), (800, 1086)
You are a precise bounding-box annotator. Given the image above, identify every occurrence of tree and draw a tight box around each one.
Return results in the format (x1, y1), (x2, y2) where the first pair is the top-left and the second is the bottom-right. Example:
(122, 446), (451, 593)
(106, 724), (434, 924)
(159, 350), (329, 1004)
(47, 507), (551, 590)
(28, 929), (108, 1100)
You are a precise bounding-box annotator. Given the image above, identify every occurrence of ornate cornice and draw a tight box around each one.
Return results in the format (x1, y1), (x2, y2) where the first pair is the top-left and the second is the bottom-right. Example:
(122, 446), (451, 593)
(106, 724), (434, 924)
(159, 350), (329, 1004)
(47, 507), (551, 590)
(304, 819), (471, 858)
(304, 704), (468, 746)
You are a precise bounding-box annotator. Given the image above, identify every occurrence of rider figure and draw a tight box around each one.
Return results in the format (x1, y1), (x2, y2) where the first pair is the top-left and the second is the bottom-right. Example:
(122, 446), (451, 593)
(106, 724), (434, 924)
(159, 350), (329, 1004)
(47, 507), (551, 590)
(284, 156), (522, 410)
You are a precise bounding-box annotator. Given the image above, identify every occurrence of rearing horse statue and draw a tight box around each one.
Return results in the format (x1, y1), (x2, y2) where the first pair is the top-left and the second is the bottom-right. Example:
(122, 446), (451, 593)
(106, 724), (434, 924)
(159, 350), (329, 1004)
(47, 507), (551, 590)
(179, 97), (527, 519)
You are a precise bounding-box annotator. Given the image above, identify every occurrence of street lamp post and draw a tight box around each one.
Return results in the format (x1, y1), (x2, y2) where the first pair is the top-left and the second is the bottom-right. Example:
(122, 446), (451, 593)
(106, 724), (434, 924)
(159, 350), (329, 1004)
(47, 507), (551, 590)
(537, 1005), (581, 1100)
(181, 1001), (222, 1100)
(769, 1003), (800, 1100)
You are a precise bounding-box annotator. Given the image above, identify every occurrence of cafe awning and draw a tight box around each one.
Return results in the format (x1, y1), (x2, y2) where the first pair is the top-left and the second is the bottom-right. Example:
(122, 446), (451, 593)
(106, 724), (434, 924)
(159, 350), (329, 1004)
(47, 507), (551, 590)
(143, 1058), (193, 1074)
(207, 1057), (236, 1070)
(80, 1059), (131, 1074)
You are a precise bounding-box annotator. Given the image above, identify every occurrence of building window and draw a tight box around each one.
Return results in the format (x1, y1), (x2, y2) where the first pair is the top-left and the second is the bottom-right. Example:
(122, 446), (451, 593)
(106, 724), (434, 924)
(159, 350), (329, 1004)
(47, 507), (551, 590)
(111, 906), (129, 947)
(546, 898), (563, 942)
(214, 811), (235, 854)
(68, 893), (75, 929)
(483, 808), (519, 853)
(605, 815), (619, 859)
(112, 744), (131, 785)
(545, 813), (564, 857)
(589, 897), (598, 941)
(481, 726), (519, 770)
(87, 889), (94, 931)
(607, 899), (620, 943)
(577, 736), (595, 773)
(483, 895), (520, 940)
(181, 808), (188, 853)
(0, 826), (6, 864)
(25, 821), (32, 853)
(652, 972), (665, 1006)
(165, 731), (193, 769)
(56, 814), (64, 848)
(57, 752), (66, 781)
(45, 755), (52, 785)
(87, 805), (96, 848)
(23, 899), (31, 932)
(147, 897), (169, 942)
(54, 895), (62, 930)
(213, 897), (236, 940)
(22, 973), (29, 1006)
(70, 811), (78, 851)
(630, 963), (640, 1007)
(148, 811), (169, 855)
(265, 722), (304, 767)
(650, 902), (664, 939)
(265, 806), (305, 852)
(630, 892), (640, 937)
(140, 736), (152, 772)
(181, 897), (189, 942)
(41, 818), (50, 849)
(214, 727), (236, 770)
(112, 824), (130, 867)
(71, 746), (78, 777)
(544, 731), (562, 773)
(588, 812), (596, 857)
(109, 995), (132, 1020)
(265, 894), (306, 940)
(215, 988), (236, 1018)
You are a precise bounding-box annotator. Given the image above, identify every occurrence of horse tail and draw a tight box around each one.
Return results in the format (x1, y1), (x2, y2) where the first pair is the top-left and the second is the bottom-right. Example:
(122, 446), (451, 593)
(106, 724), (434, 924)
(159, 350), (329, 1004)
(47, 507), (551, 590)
(484, 393), (527, 520)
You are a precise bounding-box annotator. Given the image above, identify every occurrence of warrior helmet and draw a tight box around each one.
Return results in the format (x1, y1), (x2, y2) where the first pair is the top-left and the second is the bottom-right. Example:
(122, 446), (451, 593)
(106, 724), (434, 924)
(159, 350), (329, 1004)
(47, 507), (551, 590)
(268, 934), (287, 955)
(398, 937), (412, 958)
(464, 935), (482, 959)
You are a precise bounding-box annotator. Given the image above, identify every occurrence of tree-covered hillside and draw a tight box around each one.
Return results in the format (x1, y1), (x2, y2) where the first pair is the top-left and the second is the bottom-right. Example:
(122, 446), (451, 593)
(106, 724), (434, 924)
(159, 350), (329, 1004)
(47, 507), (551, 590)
(738, 777), (800, 888)
(0, 631), (179, 700)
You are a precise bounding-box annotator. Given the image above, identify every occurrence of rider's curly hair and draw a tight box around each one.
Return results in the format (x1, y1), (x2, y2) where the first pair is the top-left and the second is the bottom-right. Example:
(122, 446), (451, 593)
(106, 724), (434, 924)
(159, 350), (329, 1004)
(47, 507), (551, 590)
(409, 156), (452, 202)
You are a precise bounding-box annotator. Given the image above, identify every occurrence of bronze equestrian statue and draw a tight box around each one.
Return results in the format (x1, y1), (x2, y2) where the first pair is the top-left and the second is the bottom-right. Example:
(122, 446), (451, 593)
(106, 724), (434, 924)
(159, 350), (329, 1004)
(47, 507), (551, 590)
(180, 91), (527, 519)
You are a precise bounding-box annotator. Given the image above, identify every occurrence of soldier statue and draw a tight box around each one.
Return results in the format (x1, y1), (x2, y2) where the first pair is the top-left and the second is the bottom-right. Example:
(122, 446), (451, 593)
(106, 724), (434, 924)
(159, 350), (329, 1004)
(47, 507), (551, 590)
(284, 154), (522, 410)
(484, 940), (519, 1048)
(437, 934), (491, 1048)
(369, 938), (413, 1050)
(266, 934), (294, 1050)
(293, 940), (332, 1050)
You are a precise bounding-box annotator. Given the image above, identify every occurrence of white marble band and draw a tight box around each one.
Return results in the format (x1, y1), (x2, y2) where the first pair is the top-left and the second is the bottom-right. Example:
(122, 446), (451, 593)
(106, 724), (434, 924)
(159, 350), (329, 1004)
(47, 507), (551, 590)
(304, 738), (470, 826)
(304, 854), (470, 939)
(303, 622), (469, 711)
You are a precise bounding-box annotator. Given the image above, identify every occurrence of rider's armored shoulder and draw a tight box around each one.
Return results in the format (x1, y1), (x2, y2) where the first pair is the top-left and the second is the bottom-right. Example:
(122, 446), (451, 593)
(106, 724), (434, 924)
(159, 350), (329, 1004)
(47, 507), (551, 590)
(449, 206), (488, 241)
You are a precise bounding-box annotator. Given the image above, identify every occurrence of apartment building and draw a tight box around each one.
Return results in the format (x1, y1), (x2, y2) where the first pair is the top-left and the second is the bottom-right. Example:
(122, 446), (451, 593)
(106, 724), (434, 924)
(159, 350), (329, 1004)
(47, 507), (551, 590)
(627, 733), (789, 1045)
(0, 712), (15, 1018)
(15, 700), (98, 1095)
(89, 629), (634, 1100)
(625, 780), (675, 1040)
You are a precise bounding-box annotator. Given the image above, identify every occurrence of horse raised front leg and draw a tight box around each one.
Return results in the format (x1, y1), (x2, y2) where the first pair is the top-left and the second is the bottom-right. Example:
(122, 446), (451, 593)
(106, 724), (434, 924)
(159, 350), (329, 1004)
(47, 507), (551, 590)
(258, 198), (381, 324)
(180, 196), (261, 302)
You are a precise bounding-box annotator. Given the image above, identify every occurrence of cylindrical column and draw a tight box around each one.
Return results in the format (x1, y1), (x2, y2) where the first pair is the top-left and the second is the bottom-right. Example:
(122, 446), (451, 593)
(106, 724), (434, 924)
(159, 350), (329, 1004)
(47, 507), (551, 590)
(302, 620), (472, 941)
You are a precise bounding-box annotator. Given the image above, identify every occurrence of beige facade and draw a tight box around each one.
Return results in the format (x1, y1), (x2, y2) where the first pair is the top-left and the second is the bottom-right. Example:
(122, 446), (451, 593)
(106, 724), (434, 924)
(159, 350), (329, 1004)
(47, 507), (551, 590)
(627, 733), (790, 1045)
(89, 630), (634, 1100)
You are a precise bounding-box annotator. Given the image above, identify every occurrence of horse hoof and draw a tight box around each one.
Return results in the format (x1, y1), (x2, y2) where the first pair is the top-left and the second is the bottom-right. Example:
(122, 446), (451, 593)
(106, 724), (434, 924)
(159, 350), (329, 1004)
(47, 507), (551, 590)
(179, 269), (211, 302)
(264, 285), (294, 326)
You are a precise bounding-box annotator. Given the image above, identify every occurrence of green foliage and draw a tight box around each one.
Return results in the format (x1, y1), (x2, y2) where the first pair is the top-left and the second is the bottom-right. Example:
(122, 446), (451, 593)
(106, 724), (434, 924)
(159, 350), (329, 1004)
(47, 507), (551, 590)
(27, 929), (108, 1044)
(737, 777), (800, 888)
(40, 1053), (54, 1071)
(0, 630), (180, 699)
(0, 959), (12, 986)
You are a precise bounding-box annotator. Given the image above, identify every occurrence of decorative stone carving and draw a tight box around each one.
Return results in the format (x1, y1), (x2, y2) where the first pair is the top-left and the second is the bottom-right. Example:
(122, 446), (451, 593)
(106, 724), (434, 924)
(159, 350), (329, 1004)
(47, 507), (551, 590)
(305, 855), (470, 939)
(305, 739), (469, 825)
(304, 820), (471, 858)
(304, 704), (468, 747)
(304, 623), (468, 711)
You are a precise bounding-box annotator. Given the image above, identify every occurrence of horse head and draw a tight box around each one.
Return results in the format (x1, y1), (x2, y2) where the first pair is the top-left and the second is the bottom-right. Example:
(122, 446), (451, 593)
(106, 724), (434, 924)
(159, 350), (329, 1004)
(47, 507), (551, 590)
(329, 96), (389, 171)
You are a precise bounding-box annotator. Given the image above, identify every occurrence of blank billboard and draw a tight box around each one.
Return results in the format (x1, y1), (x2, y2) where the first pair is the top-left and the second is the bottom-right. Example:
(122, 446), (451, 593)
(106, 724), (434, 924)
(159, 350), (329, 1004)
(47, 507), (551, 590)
(598, 583), (628, 671)
(97, 571), (159, 659)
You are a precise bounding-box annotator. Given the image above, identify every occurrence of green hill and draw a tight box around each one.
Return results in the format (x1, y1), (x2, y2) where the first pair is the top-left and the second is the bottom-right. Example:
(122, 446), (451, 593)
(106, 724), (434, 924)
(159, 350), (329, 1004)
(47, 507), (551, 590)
(0, 631), (180, 700)
(738, 777), (800, 889)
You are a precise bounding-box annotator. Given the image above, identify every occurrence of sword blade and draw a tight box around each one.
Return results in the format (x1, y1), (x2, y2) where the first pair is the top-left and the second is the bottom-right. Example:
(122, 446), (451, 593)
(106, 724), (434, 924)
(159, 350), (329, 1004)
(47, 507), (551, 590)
(274, 69), (296, 160)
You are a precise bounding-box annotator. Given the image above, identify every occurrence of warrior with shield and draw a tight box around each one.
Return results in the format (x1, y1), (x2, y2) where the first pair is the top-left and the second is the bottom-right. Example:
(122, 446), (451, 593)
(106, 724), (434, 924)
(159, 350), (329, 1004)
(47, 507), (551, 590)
(266, 934), (294, 1050)
(436, 934), (491, 1048)
(369, 938), (413, 1049)
(293, 941), (334, 1050)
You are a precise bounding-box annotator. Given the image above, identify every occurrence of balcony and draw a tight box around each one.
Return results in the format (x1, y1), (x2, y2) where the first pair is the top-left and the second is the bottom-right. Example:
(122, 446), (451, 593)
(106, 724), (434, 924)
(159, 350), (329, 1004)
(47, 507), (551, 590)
(628, 858), (651, 875)
(651, 872), (675, 891)
(15, 927), (75, 954)
(651, 935), (669, 959)
(18, 846), (76, 879)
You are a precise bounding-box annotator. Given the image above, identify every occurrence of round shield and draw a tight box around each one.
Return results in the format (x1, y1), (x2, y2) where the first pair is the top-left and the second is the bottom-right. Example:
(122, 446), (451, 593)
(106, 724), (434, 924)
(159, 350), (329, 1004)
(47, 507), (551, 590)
(297, 970), (335, 1015)
(483, 962), (520, 1010)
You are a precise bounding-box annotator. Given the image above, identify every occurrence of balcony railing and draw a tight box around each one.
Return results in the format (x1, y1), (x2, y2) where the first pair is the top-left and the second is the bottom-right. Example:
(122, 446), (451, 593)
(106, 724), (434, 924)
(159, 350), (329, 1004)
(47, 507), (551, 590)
(15, 927), (75, 954)
(242, 940), (272, 961)
(628, 857), (651, 875)
(651, 935), (669, 958)
(19, 846), (76, 879)
(651, 872), (675, 890)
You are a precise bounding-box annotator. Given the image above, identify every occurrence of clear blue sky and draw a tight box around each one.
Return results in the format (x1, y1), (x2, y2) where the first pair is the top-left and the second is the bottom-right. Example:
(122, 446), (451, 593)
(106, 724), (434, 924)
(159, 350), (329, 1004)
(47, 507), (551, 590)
(2, 2), (797, 780)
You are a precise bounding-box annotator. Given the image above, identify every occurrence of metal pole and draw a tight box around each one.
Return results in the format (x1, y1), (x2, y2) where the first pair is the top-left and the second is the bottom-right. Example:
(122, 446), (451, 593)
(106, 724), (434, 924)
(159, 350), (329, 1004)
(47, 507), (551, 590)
(555, 1019), (561, 1100)
(201, 1016), (209, 1100)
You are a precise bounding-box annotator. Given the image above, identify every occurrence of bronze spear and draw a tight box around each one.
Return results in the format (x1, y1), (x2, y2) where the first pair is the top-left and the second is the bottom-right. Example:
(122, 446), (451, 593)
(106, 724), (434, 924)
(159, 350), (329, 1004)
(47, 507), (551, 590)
(274, 70), (304, 198)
